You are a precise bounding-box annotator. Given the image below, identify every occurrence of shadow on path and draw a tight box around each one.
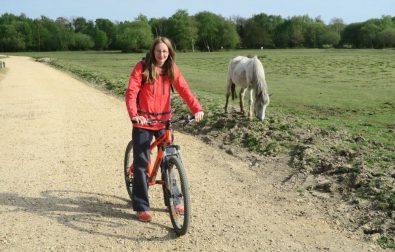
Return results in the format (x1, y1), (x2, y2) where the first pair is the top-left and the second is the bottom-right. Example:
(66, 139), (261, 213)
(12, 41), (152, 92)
(0, 190), (178, 241)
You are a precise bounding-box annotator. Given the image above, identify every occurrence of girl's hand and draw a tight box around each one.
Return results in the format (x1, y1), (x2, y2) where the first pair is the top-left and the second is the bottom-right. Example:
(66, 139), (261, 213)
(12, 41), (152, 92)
(194, 111), (204, 122)
(132, 116), (148, 125)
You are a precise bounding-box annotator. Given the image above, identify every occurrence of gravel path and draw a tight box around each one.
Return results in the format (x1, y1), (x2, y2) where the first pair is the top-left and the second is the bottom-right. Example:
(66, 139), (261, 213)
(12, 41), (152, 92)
(0, 56), (386, 251)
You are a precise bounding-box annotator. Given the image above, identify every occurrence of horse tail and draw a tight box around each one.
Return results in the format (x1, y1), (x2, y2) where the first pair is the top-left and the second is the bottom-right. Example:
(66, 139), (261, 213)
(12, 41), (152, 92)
(231, 83), (236, 100)
(227, 57), (238, 100)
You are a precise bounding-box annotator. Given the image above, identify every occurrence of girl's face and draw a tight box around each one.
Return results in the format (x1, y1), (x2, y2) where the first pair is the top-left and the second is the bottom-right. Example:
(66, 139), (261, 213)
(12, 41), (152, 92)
(154, 42), (169, 67)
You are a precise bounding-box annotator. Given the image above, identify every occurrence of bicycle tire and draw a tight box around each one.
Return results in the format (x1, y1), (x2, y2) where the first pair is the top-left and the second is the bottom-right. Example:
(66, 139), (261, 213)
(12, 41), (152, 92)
(164, 156), (191, 236)
(124, 140), (134, 201)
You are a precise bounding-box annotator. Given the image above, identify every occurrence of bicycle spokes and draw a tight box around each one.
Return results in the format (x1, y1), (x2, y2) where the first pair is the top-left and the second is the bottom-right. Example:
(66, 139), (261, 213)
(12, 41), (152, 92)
(128, 164), (134, 177)
(170, 181), (184, 217)
(166, 157), (190, 236)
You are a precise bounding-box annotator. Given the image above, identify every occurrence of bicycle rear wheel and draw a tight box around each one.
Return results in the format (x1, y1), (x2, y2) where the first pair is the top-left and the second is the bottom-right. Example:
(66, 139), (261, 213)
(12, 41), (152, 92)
(165, 156), (191, 236)
(124, 140), (134, 201)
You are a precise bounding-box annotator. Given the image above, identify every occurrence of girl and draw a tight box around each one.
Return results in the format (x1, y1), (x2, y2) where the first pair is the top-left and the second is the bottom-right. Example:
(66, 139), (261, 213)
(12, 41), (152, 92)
(125, 36), (204, 222)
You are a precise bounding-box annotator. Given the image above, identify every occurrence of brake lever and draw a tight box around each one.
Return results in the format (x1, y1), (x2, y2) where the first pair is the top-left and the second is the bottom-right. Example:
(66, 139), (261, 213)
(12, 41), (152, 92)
(185, 115), (195, 123)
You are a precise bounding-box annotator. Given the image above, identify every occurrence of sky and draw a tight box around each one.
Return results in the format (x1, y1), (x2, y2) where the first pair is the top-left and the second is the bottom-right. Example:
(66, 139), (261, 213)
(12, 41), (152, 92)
(1, 0), (394, 24)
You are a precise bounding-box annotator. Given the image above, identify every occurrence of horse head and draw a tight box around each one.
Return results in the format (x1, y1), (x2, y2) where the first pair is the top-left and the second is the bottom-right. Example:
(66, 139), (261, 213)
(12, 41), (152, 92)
(254, 86), (270, 121)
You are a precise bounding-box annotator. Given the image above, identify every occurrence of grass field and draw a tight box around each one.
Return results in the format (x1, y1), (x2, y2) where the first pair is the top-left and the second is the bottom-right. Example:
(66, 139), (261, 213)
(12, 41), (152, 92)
(12, 49), (395, 145)
(10, 49), (392, 174)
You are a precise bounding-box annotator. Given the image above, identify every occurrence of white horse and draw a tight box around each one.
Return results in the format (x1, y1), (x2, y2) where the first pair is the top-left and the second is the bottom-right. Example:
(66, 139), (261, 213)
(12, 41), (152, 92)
(224, 56), (270, 120)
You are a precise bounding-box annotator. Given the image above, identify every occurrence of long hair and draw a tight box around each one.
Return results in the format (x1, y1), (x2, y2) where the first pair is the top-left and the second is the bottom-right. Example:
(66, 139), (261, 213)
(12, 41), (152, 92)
(143, 36), (176, 83)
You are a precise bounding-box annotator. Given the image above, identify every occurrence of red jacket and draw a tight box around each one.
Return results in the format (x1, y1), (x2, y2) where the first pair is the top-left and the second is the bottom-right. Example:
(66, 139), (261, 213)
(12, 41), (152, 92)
(125, 61), (203, 130)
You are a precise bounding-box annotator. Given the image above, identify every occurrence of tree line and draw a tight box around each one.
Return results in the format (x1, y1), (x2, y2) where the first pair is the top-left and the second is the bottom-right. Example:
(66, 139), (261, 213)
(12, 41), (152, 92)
(1, 10), (395, 52)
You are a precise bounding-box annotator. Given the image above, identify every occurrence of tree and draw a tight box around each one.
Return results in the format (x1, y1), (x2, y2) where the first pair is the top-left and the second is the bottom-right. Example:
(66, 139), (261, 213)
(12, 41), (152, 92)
(194, 11), (239, 51)
(329, 18), (346, 35)
(320, 30), (341, 47)
(35, 16), (60, 51)
(17, 14), (34, 50)
(360, 22), (380, 48)
(231, 16), (247, 48)
(93, 28), (108, 50)
(71, 32), (94, 50)
(56, 17), (72, 30)
(341, 22), (364, 48)
(289, 15), (316, 47)
(194, 11), (220, 51)
(116, 16), (153, 52)
(0, 24), (26, 51)
(219, 19), (240, 49)
(95, 18), (116, 49)
(149, 17), (168, 37)
(1, 12), (394, 52)
(166, 10), (197, 51)
(31, 19), (45, 51)
(243, 13), (283, 48)
(0, 13), (34, 51)
(274, 20), (291, 48)
(380, 15), (395, 30)
(273, 15), (314, 48)
(377, 28), (395, 47)
(55, 17), (74, 50)
(73, 17), (95, 37)
(304, 18), (327, 48)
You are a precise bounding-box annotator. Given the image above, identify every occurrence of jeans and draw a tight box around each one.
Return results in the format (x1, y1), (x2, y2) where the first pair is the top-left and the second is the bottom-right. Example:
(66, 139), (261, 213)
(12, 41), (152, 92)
(132, 127), (164, 211)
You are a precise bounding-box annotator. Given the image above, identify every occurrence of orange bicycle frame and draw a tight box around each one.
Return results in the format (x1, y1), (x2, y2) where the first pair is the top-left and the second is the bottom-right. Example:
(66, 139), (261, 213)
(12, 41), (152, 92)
(147, 127), (173, 186)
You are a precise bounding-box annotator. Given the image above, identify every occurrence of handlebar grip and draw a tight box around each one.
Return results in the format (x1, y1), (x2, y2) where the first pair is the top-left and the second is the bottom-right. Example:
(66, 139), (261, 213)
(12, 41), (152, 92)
(131, 118), (153, 124)
(185, 115), (195, 122)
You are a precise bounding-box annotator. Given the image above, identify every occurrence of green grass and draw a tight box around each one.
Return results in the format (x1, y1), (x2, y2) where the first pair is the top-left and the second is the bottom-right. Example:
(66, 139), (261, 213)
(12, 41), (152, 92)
(8, 49), (395, 154)
(378, 236), (395, 249)
(5, 49), (395, 244)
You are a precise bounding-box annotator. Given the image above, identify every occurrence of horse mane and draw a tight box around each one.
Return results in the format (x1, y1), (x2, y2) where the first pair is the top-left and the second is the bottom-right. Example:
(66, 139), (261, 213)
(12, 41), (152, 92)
(251, 56), (267, 97)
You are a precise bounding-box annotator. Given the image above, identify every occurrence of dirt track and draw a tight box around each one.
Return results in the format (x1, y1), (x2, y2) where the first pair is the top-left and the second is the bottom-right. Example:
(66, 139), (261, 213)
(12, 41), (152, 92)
(0, 56), (386, 251)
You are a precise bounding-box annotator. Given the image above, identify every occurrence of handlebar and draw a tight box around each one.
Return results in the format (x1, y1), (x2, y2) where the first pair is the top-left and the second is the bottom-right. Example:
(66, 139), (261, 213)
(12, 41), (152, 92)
(131, 115), (195, 125)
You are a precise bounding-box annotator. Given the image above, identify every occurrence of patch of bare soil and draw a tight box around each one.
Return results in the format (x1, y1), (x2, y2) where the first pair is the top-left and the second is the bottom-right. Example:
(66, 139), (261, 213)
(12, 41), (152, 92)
(0, 56), (389, 251)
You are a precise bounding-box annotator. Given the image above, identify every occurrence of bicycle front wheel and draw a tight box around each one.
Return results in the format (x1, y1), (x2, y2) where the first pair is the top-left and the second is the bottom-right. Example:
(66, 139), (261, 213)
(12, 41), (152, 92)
(124, 140), (134, 201)
(165, 156), (191, 236)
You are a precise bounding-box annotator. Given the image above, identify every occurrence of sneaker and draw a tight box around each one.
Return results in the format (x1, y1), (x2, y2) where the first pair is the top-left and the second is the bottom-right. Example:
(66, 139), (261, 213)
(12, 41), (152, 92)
(175, 204), (184, 214)
(137, 211), (152, 222)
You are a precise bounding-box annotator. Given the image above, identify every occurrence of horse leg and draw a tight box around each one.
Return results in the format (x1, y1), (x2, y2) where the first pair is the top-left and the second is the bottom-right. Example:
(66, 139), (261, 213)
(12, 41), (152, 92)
(224, 79), (232, 113)
(239, 88), (246, 114)
(231, 83), (237, 99)
(248, 88), (254, 120)
(224, 93), (230, 113)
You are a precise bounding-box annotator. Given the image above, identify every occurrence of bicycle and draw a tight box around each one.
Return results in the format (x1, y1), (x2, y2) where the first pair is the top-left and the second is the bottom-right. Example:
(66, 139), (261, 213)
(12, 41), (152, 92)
(124, 115), (193, 236)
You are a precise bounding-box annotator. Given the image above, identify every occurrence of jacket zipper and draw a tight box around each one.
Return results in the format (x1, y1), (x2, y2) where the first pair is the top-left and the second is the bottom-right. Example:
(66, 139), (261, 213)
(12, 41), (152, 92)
(162, 79), (165, 95)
